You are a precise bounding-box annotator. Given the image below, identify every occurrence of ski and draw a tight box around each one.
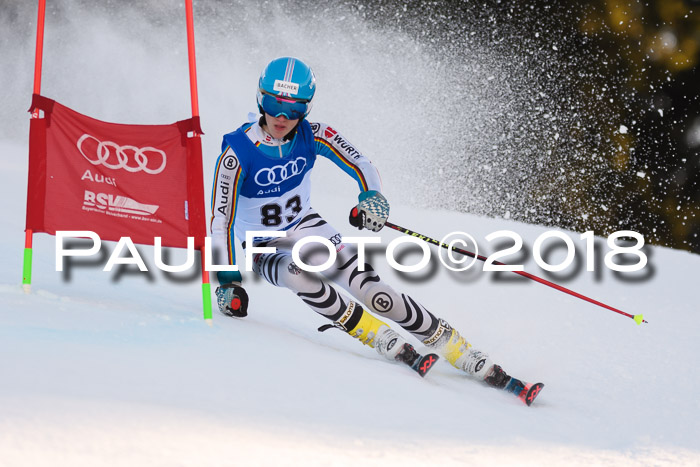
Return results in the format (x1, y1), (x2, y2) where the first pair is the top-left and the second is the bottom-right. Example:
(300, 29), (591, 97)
(396, 343), (439, 378)
(502, 377), (545, 406)
(485, 364), (544, 406)
(317, 323), (540, 402)
(521, 382), (545, 406)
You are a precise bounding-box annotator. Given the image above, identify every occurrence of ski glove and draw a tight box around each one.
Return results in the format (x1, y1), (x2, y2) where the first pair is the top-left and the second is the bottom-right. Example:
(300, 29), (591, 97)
(215, 282), (249, 318)
(349, 190), (390, 232)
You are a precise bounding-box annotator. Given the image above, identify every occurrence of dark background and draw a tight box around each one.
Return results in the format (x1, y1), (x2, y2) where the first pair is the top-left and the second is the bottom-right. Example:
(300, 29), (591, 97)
(347, 0), (700, 254)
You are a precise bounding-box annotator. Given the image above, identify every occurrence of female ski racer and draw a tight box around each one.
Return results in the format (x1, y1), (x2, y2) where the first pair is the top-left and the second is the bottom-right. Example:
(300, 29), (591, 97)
(210, 57), (540, 401)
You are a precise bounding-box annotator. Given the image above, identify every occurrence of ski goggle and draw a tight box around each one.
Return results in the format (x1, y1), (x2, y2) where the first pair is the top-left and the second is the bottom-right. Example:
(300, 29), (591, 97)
(258, 91), (310, 120)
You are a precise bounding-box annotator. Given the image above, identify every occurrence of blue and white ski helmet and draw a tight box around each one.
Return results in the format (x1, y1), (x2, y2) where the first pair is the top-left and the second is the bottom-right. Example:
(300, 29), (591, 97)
(257, 57), (316, 120)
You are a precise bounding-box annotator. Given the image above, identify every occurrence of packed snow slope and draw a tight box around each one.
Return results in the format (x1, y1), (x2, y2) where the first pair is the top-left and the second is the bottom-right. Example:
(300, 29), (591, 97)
(0, 139), (699, 466)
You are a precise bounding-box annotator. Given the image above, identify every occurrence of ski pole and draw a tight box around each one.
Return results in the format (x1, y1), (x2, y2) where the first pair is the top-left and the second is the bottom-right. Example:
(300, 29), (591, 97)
(384, 221), (647, 325)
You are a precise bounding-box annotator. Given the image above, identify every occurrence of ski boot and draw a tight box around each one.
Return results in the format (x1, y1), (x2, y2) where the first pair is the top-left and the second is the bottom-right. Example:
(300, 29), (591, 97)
(319, 302), (439, 377)
(423, 320), (544, 405)
(422, 320), (493, 380)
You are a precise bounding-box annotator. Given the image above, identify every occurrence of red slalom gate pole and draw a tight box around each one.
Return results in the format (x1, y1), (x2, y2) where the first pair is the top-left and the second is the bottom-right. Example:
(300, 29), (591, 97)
(33, 0), (46, 97)
(384, 221), (647, 325)
(184, 0), (212, 324)
(185, 0), (200, 118)
(24, 0), (47, 294)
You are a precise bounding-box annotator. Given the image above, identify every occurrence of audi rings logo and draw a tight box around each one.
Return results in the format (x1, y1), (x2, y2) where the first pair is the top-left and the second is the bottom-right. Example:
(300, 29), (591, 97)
(254, 157), (307, 186)
(76, 134), (167, 175)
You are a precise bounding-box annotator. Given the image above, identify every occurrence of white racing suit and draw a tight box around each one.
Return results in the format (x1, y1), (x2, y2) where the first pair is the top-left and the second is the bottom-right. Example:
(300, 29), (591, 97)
(210, 118), (493, 379)
(248, 208), (440, 339)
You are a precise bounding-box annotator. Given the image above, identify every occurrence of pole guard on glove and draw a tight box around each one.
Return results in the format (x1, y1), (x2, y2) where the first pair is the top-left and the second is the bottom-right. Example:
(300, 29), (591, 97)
(216, 282), (249, 318)
(349, 190), (390, 232)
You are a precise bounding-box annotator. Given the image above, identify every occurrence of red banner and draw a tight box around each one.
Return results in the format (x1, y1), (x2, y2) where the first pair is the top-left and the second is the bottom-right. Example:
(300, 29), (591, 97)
(26, 95), (206, 248)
